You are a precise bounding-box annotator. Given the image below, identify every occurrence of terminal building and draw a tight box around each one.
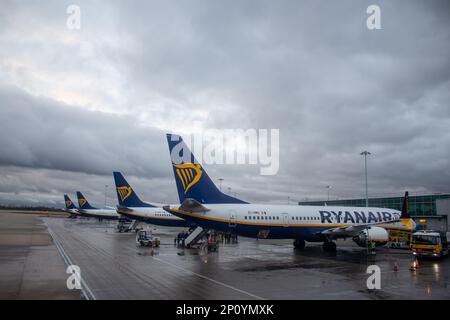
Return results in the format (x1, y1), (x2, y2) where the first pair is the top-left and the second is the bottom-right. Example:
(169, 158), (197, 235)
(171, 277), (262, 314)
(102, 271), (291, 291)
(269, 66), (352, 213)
(298, 193), (450, 232)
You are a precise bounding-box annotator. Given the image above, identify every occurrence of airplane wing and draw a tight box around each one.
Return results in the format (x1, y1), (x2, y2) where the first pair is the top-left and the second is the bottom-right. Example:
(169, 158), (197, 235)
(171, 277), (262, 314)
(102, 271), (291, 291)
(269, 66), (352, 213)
(320, 191), (409, 238)
(178, 198), (210, 213)
(320, 220), (399, 237)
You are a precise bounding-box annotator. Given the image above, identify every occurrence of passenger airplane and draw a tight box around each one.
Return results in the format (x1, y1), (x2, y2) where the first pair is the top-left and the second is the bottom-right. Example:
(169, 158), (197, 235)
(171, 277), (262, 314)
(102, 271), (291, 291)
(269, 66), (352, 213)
(64, 194), (78, 215)
(113, 172), (195, 227)
(76, 191), (120, 220)
(163, 134), (416, 251)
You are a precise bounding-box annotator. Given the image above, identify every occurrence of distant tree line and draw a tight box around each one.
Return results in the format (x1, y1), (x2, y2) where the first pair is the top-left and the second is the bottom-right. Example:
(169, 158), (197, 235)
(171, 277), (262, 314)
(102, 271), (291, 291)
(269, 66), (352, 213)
(0, 205), (64, 212)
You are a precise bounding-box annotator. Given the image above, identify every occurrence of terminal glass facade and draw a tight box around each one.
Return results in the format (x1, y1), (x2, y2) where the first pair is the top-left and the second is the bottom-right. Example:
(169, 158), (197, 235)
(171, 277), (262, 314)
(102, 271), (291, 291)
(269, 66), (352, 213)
(298, 194), (450, 216)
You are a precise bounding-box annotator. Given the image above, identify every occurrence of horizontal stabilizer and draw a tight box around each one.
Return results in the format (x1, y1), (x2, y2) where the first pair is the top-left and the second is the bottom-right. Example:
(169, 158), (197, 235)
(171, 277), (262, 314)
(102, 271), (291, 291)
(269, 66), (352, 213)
(178, 198), (210, 213)
(116, 205), (133, 214)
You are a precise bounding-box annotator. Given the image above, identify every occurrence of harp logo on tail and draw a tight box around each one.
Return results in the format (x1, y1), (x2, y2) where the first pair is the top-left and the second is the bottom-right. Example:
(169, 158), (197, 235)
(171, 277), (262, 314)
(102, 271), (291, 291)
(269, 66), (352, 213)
(79, 199), (87, 207)
(117, 186), (133, 202)
(65, 200), (72, 207)
(173, 163), (203, 193)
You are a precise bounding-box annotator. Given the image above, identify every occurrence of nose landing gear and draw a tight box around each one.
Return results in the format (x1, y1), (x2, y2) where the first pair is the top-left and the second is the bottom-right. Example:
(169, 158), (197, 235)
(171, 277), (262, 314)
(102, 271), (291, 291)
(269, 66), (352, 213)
(323, 241), (337, 252)
(293, 238), (306, 250)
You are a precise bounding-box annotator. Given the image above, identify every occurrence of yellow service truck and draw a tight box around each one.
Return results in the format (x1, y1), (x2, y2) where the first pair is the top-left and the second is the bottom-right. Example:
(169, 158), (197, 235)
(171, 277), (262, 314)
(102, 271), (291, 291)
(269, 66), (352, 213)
(412, 230), (449, 258)
(387, 230), (412, 249)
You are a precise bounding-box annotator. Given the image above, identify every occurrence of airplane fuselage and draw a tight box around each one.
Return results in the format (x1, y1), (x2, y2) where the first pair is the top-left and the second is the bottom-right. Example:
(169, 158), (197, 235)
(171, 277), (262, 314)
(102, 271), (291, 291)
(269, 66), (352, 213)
(117, 206), (195, 227)
(77, 208), (120, 220)
(167, 204), (412, 241)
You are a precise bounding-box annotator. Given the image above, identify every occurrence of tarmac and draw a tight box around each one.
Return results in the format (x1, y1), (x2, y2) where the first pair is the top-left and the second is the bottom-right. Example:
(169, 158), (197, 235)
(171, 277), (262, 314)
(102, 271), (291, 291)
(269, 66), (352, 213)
(0, 211), (80, 299)
(1, 211), (449, 299)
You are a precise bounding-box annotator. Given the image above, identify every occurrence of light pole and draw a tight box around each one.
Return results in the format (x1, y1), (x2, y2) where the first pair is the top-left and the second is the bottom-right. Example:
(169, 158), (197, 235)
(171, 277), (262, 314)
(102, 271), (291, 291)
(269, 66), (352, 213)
(218, 178), (224, 192)
(104, 184), (108, 207)
(326, 185), (332, 201)
(360, 151), (371, 207)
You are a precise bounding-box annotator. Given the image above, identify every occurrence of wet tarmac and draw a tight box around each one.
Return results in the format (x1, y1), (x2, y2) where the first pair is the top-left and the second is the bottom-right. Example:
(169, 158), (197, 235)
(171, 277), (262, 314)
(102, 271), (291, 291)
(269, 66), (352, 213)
(0, 211), (80, 299)
(40, 216), (450, 300)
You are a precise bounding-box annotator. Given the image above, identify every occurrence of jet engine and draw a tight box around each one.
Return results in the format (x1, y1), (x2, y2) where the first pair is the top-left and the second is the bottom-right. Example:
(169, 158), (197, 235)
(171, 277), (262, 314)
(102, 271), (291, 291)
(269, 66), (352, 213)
(352, 227), (388, 247)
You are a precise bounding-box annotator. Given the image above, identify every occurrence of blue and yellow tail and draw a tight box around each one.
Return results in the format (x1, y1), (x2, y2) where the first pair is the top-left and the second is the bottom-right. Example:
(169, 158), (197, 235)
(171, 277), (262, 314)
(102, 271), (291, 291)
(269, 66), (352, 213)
(113, 172), (156, 207)
(400, 191), (410, 218)
(64, 194), (76, 210)
(399, 191), (416, 231)
(166, 133), (248, 204)
(76, 191), (97, 210)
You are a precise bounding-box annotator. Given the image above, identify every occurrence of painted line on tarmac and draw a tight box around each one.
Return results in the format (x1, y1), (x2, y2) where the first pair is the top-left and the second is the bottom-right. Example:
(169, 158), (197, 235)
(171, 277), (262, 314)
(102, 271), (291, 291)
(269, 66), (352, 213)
(44, 220), (97, 300)
(150, 255), (265, 300)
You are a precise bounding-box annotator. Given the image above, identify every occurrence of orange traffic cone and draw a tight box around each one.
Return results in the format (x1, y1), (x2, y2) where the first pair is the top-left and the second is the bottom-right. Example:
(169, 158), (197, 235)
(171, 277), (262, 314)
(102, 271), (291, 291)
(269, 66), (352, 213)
(415, 257), (420, 269)
(393, 261), (398, 272)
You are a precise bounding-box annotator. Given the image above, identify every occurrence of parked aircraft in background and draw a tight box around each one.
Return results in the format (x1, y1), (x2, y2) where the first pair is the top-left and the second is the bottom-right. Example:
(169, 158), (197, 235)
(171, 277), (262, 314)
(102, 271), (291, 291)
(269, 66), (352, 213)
(64, 194), (78, 216)
(76, 191), (120, 220)
(113, 172), (195, 228)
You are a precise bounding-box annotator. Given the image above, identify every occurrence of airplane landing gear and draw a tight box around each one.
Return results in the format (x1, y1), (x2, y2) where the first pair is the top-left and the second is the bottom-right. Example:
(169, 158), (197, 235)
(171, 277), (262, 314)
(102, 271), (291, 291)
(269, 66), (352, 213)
(323, 241), (336, 252)
(293, 239), (305, 250)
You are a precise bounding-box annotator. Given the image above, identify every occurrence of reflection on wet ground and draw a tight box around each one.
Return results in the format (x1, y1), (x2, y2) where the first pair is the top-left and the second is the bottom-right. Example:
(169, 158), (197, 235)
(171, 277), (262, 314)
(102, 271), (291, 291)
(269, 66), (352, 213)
(44, 217), (450, 300)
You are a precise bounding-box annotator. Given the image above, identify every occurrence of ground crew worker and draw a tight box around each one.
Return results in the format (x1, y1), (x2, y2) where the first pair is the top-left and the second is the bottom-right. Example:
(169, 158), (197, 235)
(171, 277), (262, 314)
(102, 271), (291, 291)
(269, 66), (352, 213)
(370, 241), (376, 255)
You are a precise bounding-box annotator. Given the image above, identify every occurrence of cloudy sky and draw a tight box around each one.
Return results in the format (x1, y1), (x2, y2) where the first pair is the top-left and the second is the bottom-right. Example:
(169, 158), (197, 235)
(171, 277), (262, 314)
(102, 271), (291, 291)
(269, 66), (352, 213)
(0, 0), (449, 208)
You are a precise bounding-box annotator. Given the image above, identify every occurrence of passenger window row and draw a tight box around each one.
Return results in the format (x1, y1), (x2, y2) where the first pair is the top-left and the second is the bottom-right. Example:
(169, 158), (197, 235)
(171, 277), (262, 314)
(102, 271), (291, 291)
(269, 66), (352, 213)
(292, 216), (320, 221)
(244, 216), (280, 220)
(242, 216), (324, 222)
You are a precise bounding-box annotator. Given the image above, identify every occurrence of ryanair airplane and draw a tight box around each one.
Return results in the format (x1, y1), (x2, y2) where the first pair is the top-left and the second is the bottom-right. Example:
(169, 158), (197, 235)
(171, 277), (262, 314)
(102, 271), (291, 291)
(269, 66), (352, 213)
(163, 134), (416, 251)
(113, 172), (195, 227)
(76, 191), (120, 220)
(64, 194), (78, 215)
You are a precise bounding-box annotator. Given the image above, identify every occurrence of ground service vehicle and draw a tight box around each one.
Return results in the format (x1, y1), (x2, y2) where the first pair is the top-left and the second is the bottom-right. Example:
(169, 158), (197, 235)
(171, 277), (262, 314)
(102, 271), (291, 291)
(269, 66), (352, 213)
(136, 230), (160, 247)
(387, 230), (412, 249)
(412, 230), (449, 258)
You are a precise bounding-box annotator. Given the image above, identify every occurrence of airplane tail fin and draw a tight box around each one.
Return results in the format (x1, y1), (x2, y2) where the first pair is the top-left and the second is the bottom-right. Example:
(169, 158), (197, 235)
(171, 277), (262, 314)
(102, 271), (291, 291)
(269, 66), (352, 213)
(76, 191), (97, 210)
(64, 194), (76, 210)
(400, 191), (416, 231)
(166, 133), (248, 204)
(113, 172), (155, 207)
(400, 191), (410, 218)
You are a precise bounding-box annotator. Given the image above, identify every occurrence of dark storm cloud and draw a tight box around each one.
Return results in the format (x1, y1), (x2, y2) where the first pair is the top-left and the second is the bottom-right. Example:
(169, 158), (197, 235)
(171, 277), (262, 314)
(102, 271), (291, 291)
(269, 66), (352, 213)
(0, 0), (449, 206)
(0, 166), (177, 207)
(0, 83), (171, 179)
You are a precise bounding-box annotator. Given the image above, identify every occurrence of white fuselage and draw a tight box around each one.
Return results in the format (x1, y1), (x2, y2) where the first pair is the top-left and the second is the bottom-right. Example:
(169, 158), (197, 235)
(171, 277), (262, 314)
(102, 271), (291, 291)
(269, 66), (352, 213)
(78, 208), (120, 219)
(167, 203), (413, 239)
(117, 205), (193, 227)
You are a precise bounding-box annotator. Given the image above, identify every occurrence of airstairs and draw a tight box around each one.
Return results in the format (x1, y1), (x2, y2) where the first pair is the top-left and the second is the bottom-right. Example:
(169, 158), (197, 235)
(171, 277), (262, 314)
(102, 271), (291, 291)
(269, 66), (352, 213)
(116, 218), (140, 233)
(184, 226), (207, 248)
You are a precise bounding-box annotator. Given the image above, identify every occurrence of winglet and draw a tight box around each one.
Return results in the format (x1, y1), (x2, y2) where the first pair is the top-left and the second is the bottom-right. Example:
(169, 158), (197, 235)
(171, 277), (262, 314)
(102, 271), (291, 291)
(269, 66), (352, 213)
(178, 198), (210, 212)
(400, 191), (410, 218)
